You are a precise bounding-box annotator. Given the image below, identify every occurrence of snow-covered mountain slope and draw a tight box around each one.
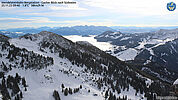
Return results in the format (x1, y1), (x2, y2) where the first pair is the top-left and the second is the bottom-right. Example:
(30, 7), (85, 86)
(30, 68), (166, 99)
(5, 53), (103, 100)
(1, 32), (104, 100)
(95, 29), (178, 83)
(0, 32), (172, 100)
(115, 48), (138, 61)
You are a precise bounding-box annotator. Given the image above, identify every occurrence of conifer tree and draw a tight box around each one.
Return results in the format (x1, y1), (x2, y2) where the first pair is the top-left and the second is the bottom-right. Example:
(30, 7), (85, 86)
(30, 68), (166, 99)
(64, 88), (68, 96)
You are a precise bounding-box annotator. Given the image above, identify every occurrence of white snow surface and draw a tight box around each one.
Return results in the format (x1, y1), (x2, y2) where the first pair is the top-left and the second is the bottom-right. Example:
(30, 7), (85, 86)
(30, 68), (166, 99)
(116, 48), (138, 61)
(64, 35), (113, 51)
(7, 37), (146, 100)
(173, 79), (178, 85)
(120, 37), (131, 41)
(9, 38), (103, 100)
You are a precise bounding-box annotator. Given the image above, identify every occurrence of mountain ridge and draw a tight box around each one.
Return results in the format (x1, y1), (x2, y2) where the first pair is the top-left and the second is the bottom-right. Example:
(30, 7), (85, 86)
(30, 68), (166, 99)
(0, 31), (173, 100)
(95, 28), (178, 83)
(0, 26), (116, 38)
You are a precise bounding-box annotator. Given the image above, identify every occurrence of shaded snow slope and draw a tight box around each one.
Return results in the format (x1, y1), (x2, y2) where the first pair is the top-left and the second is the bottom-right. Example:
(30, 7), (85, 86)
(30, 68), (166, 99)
(116, 48), (138, 61)
(9, 38), (104, 100)
(8, 33), (146, 100)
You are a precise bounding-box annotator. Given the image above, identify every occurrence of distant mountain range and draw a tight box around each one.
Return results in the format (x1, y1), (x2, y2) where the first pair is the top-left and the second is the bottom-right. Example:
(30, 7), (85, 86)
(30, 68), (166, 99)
(111, 26), (178, 33)
(0, 26), (116, 38)
(1, 25), (178, 38)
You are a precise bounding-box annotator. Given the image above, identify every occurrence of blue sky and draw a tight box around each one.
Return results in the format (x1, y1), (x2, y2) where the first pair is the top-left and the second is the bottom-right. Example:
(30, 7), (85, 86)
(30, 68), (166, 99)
(0, 0), (178, 29)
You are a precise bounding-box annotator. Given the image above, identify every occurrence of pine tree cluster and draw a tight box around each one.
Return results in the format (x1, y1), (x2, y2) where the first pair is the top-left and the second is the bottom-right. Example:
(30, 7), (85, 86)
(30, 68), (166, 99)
(0, 73), (27, 100)
(40, 40), (170, 99)
(0, 40), (54, 70)
(61, 84), (82, 96)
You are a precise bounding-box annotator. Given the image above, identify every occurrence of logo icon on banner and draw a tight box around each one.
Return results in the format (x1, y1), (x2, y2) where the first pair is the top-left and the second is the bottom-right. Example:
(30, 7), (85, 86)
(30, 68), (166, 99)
(167, 2), (176, 11)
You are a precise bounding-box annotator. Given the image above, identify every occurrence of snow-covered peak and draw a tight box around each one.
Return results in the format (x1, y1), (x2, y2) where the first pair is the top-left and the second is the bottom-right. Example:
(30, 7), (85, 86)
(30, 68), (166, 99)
(111, 31), (122, 35)
(101, 31), (114, 35)
(19, 31), (74, 49)
(152, 28), (178, 40)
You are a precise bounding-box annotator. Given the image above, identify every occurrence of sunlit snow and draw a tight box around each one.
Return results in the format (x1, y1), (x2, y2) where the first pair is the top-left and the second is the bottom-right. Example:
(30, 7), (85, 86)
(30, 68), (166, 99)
(64, 35), (113, 51)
